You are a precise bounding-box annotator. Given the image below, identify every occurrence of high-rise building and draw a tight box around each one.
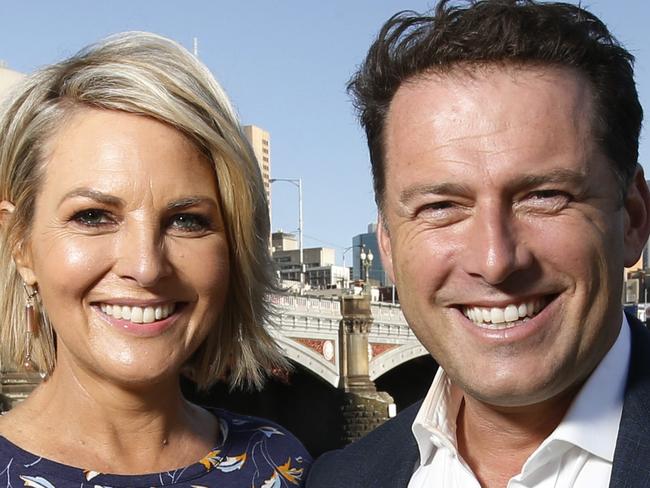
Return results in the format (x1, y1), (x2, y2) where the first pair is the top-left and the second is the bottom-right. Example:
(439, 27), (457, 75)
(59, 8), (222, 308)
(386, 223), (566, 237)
(272, 230), (298, 252)
(242, 125), (271, 205)
(352, 223), (392, 286)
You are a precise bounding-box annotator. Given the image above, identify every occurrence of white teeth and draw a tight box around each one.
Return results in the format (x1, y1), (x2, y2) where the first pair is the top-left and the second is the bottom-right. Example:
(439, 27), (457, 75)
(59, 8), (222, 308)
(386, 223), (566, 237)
(527, 301), (535, 316)
(490, 307), (505, 324)
(462, 298), (548, 329)
(504, 304), (519, 323)
(99, 303), (175, 323)
(482, 309), (491, 322)
(143, 307), (155, 324)
(518, 303), (527, 317)
(121, 306), (131, 321)
(130, 307), (143, 323)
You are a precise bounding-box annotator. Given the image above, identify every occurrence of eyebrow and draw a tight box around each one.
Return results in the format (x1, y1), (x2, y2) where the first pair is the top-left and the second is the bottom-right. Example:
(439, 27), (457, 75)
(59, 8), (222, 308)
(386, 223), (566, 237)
(399, 182), (472, 206)
(510, 169), (587, 190)
(166, 196), (218, 211)
(398, 168), (587, 206)
(59, 188), (125, 207)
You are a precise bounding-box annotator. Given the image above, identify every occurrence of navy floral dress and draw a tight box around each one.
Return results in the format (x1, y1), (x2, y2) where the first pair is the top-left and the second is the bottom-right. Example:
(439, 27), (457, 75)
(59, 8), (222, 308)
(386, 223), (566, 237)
(0, 408), (311, 487)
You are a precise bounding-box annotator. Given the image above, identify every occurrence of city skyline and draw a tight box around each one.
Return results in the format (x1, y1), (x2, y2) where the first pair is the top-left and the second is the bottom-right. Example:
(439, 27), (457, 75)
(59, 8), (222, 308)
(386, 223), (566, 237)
(1, 1), (648, 264)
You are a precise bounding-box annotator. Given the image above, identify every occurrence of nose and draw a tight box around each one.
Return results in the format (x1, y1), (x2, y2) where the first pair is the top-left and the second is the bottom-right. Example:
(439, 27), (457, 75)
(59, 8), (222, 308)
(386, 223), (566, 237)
(114, 220), (171, 287)
(462, 203), (532, 285)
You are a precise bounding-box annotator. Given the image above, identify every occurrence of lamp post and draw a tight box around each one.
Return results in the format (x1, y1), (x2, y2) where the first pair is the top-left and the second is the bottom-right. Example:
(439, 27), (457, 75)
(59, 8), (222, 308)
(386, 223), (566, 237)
(342, 244), (373, 290)
(341, 246), (355, 289)
(270, 177), (304, 287)
(360, 245), (374, 294)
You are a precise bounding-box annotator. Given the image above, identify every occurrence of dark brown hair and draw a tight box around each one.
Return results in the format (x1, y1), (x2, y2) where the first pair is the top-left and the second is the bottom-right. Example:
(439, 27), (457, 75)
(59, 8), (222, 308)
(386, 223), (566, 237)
(349, 0), (642, 207)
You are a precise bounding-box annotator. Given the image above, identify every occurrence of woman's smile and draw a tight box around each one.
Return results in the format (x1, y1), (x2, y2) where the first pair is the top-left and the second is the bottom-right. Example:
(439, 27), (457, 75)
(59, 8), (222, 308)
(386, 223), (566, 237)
(93, 301), (186, 337)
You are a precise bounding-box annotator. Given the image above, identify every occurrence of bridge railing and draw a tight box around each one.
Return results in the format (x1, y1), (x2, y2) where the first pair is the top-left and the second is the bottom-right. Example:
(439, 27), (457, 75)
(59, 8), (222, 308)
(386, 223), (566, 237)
(371, 302), (414, 339)
(269, 293), (417, 339)
(270, 294), (342, 316)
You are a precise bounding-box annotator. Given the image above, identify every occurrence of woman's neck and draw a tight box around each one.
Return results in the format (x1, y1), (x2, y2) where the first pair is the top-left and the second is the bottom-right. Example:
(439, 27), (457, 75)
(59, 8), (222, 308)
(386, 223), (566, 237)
(0, 360), (219, 474)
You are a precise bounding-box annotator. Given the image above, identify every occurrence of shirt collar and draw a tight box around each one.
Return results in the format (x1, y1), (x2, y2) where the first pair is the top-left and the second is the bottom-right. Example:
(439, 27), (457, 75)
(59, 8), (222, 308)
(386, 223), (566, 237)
(412, 313), (630, 466)
(412, 365), (460, 466)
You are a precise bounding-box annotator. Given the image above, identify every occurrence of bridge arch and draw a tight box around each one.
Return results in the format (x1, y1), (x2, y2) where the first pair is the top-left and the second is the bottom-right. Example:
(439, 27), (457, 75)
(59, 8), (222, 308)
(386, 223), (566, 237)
(369, 341), (428, 381)
(273, 334), (339, 387)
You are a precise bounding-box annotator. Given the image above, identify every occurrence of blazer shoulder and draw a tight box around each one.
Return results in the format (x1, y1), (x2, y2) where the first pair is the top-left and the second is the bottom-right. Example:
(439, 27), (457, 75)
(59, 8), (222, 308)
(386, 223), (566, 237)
(307, 401), (422, 487)
(609, 314), (650, 487)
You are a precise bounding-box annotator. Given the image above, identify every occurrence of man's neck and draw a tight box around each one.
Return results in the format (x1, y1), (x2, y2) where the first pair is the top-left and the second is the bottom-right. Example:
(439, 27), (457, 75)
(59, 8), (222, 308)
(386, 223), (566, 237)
(456, 389), (577, 488)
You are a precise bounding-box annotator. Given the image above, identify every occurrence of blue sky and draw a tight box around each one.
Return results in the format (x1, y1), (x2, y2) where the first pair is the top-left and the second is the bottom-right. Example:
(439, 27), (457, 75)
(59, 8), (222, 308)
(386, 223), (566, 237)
(1, 1), (648, 261)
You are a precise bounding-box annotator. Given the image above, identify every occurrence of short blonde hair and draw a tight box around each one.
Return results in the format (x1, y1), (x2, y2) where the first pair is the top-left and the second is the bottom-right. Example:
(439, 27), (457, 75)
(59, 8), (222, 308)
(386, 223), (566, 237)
(0, 32), (284, 389)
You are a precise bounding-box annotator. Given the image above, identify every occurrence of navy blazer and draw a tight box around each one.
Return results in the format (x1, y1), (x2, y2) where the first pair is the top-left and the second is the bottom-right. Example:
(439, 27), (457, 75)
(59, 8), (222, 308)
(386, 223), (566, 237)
(307, 316), (650, 487)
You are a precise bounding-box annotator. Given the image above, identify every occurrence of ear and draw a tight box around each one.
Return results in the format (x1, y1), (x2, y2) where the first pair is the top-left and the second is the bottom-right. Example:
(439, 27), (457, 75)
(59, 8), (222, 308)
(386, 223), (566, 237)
(377, 213), (396, 284)
(623, 165), (650, 267)
(0, 200), (15, 227)
(0, 200), (37, 286)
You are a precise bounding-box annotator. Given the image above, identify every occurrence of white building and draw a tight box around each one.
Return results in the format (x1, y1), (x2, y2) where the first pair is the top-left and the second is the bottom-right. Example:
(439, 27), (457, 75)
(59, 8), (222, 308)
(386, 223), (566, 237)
(272, 231), (349, 288)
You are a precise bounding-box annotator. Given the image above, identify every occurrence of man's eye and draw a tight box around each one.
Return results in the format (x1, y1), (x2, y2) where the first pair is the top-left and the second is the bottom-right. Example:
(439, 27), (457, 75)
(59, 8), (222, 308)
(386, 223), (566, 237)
(168, 213), (211, 233)
(417, 201), (466, 226)
(521, 190), (572, 211)
(70, 209), (114, 227)
(418, 201), (457, 214)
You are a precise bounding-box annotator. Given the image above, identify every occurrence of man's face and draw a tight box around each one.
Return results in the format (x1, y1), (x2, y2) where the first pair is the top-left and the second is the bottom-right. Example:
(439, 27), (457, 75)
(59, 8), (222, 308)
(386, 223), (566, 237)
(379, 66), (648, 407)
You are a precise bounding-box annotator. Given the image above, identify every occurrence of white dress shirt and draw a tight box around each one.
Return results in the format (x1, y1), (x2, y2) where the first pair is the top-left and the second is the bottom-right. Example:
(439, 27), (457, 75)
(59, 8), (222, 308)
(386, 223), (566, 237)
(408, 314), (631, 488)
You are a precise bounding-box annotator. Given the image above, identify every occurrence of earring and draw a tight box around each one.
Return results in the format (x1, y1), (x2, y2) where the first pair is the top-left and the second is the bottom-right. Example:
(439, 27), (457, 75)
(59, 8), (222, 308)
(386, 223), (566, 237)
(23, 284), (39, 371)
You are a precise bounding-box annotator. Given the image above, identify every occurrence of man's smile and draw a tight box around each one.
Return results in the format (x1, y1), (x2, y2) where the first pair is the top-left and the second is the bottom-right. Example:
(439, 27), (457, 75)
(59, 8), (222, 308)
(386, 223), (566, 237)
(460, 296), (553, 330)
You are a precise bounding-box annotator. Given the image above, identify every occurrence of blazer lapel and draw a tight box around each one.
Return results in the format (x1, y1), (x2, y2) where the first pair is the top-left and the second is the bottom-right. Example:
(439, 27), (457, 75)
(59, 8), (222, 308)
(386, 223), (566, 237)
(610, 316), (650, 488)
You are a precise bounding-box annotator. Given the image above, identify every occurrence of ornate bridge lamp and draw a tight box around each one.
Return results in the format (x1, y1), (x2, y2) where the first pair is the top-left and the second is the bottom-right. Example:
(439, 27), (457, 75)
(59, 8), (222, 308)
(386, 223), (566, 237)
(360, 245), (374, 292)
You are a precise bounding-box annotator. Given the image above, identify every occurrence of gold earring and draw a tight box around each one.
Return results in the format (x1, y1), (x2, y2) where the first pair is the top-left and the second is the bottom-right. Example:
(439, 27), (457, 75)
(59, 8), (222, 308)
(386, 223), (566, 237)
(23, 284), (39, 371)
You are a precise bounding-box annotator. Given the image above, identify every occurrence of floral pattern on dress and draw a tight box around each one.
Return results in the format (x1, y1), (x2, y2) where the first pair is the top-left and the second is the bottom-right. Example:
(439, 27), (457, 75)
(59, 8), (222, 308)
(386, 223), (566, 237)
(0, 408), (311, 487)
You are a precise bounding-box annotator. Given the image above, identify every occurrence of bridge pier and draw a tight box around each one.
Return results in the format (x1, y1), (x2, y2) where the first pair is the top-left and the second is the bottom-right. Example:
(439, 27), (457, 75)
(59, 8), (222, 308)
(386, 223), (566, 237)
(339, 295), (394, 443)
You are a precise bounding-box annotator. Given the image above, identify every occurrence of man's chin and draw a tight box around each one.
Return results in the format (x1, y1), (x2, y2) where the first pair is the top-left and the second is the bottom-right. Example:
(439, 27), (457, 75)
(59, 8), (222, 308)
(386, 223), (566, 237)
(457, 377), (581, 412)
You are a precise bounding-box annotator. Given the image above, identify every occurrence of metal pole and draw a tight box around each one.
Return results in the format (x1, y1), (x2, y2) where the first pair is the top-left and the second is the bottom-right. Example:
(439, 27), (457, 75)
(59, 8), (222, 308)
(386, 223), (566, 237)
(298, 178), (304, 288)
(270, 177), (304, 289)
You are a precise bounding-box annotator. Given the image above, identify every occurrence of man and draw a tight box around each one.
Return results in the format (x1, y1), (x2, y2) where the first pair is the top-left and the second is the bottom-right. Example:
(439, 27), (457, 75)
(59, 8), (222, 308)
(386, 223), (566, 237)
(308, 1), (650, 487)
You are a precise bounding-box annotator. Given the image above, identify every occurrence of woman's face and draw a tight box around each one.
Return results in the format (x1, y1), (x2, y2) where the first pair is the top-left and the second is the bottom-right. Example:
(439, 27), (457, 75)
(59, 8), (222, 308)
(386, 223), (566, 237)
(15, 108), (230, 386)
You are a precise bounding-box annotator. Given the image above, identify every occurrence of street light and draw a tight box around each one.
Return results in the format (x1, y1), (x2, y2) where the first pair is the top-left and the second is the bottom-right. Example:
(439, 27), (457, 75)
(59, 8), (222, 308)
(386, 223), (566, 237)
(360, 245), (374, 293)
(342, 244), (371, 290)
(341, 245), (355, 272)
(270, 177), (304, 287)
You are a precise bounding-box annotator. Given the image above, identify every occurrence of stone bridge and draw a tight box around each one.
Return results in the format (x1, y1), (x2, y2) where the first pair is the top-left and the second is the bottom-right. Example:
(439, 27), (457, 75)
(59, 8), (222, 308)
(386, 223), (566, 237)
(268, 294), (427, 387)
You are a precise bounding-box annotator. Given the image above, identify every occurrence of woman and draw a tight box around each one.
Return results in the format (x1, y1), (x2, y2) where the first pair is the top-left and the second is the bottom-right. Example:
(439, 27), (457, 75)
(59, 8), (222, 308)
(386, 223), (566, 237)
(0, 32), (310, 486)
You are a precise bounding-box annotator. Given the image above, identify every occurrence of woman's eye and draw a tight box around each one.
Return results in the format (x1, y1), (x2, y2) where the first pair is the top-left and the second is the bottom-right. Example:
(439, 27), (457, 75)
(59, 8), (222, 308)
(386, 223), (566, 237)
(70, 209), (114, 227)
(168, 214), (211, 233)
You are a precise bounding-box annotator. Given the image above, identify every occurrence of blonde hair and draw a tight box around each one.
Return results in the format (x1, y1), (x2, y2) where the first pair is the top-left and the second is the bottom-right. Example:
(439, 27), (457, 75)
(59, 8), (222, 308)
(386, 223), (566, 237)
(0, 32), (284, 389)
